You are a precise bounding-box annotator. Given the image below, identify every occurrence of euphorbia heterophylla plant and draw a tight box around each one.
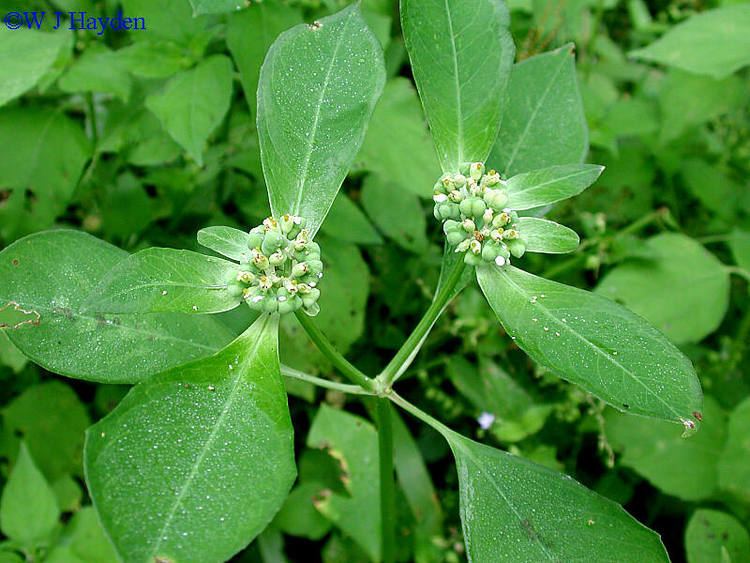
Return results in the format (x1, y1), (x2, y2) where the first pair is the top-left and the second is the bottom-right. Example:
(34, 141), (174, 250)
(0, 1), (703, 562)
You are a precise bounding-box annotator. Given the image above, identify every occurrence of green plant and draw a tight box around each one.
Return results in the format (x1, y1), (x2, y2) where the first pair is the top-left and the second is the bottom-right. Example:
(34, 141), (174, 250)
(2, 0), (749, 562)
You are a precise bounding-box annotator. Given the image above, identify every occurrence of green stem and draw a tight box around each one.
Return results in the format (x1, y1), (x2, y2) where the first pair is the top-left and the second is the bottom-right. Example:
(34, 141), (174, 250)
(379, 258), (466, 387)
(86, 93), (98, 147)
(388, 392), (452, 436)
(294, 311), (377, 392)
(727, 266), (750, 283)
(280, 365), (374, 396)
(377, 399), (396, 563)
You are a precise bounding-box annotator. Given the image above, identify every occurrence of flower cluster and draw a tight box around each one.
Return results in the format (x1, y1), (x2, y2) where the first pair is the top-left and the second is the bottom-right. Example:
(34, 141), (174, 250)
(433, 162), (526, 267)
(227, 216), (323, 316)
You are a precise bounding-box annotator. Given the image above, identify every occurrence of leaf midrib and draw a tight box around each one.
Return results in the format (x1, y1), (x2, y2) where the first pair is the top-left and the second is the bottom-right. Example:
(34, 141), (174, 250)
(149, 315), (270, 557)
(495, 267), (682, 420)
(292, 8), (356, 215)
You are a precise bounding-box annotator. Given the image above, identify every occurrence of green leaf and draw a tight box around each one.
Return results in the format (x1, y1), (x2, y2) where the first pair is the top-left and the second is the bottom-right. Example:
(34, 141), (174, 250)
(518, 217), (580, 254)
(319, 193), (383, 245)
(146, 55), (234, 166)
(47, 507), (119, 563)
(0, 28), (69, 107)
(313, 238), (370, 353)
(476, 265), (703, 424)
(307, 405), (380, 562)
(84, 248), (241, 315)
(257, 4), (385, 236)
(84, 314), (295, 562)
(605, 397), (726, 501)
(361, 174), (429, 253)
(189, 0), (244, 15)
(506, 164), (604, 210)
(0, 230), (233, 383)
(658, 70), (745, 143)
(685, 509), (750, 563)
(629, 4), (750, 79)
(729, 230), (750, 272)
(401, 0), (514, 172)
(597, 233), (730, 344)
(718, 397), (750, 503)
(227, 2), (302, 111)
(122, 0), (210, 45)
(442, 430), (668, 562)
(357, 78), (441, 198)
(197, 226), (253, 262)
(0, 443), (60, 547)
(274, 481), (332, 540)
(58, 46), (132, 102)
(0, 108), (90, 241)
(114, 40), (189, 79)
(2, 382), (91, 481)
(391, 410), (443, 561)
(489, 44), (588, 176)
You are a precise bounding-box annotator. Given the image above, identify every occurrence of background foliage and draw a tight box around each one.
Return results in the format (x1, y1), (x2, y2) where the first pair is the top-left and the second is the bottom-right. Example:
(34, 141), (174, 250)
(0, 0), (749, 561)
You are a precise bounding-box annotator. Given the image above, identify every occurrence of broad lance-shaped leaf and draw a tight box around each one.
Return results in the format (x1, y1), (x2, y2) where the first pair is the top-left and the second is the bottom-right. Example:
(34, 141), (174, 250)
(443, 430), (668, 562)
(489, 44), (588, 177)
(506, 164), (604, 210)
(257, 4), (385, 237)
(197, 226), (252, 262)
(84, 248), (241, 315)
(0, 231), (232, 383)
(476, 265), (703, 425)
(401, 0), (514, 172)
(84, 314), (296, 562)
(518, 217), (579, 254)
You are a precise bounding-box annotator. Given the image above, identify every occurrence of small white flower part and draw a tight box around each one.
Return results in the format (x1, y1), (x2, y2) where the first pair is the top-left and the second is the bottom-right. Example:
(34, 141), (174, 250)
(477, 412), (495, 430)
(278, 295), (287, 302)
(251, 296), (263, 303)
(293, 216), (303, 225)
(495, 255), (506, 266)
(433, 193), (448, 203)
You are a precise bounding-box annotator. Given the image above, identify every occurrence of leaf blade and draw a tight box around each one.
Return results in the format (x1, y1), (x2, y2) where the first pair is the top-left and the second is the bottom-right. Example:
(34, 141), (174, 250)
(83, 248), (241, 315)
(506, 164), (604, 211)
(84, 314), (296, 562)
(476, 264), (703, 424)
(519, 217), (580, 254)
(257, 4), (385, 236)
(401, 0), (514, 172)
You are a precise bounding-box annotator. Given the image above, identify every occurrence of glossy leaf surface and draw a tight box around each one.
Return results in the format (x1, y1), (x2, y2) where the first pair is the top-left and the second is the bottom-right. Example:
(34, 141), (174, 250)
(518, 217), (579, 254)
(477, 265), (703, 424)
(489, 44), (587, 176)
(506, 164), (604, 210)
(84, 248), (241, 315)
(85, 314), (295, 562)
(444, 430), (668, 562)
(0, 231), (233, 383)
(257, 4), (385, 236)
(401, 0), (514, 172)
(197, 226), (253, 262)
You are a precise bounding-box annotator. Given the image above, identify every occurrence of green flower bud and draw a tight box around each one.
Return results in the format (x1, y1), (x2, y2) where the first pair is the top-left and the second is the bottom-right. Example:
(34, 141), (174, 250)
(469, 162), (485, 181)
(447, 230), (468, 246)
(258, 275), (273, 290)
(464, 252), (483, 266)
(306, 260), (324, 276)
(453, 173), (467, 187)
(279, 214), (296, 235)
(459, 197), (481, 217)
(493, 213), (510, 228)
(504, 229), (519, 240)
(227, 282), (244, 298)
(448, 189), (464, 203)
(508, 238), (526, 258)
(237, 271), (255, 284)
(261, 231), (286, 256)
(252, 251), (269, 271)
(484, 170), (501, 186)
(269, 251), (286, 266)
(247, 232), (264, 250)
(461, 219), (476, 232)
(490, 228), (504, 242)
(291, 262), (309, 278)
(481, 242), (500, 262)
(484, 189), (509, 210)
(263, 298), (279, 313)
(469, 239), (482, 255)
(277, 298), (296, 315)
(302, 288), (321, 308)
(443, 219), (461, 234)
(434, 202), (460, 221)
(262, 217), (278, 231)
(455, 239), (472, 253)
